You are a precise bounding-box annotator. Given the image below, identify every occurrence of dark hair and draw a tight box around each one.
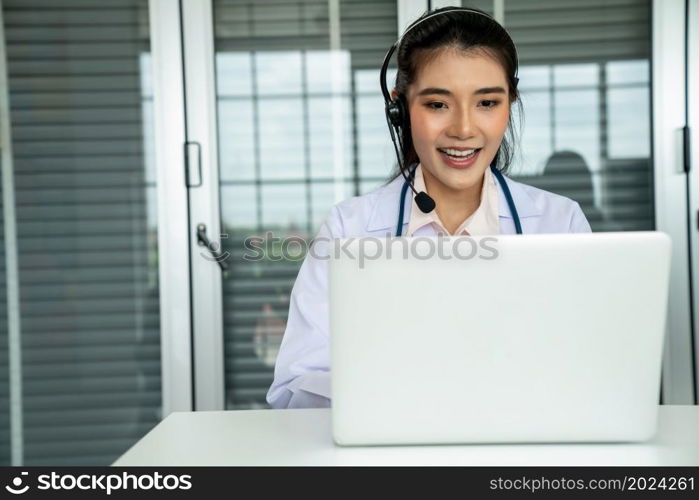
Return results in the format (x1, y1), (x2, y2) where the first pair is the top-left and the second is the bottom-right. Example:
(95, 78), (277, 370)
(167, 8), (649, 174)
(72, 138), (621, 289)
(386, 6), (523, 182)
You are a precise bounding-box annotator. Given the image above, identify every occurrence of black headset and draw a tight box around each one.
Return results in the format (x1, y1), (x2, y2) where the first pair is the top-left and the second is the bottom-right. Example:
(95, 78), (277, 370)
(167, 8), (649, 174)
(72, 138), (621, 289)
(379, 7), (520, 214)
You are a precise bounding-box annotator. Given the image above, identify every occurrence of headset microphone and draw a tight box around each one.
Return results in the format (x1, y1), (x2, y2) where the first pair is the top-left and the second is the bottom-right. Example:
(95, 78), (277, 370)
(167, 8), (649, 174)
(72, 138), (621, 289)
(413, 192), (436, 213)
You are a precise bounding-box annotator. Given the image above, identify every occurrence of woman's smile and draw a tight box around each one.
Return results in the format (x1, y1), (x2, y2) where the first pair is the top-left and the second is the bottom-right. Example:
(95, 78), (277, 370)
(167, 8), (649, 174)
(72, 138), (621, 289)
(437, 147), (483, 169)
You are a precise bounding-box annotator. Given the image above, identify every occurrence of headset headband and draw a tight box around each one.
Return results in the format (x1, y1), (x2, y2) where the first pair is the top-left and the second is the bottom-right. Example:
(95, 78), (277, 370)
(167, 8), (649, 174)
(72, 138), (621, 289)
(379, 7), (519, 107)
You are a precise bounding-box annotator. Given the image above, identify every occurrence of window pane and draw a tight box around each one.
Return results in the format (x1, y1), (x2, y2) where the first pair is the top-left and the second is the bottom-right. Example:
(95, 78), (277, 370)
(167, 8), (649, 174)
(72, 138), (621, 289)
(219, 99), (256, 182)
(221, 185), (258, 231)
(308, 95), (353, 179)
(258, 97), (305, 180)
(256, 51), (303, 96)
(356, 69), (395, 179)
(261, 183), (306, 230)
(512, 88), (552, 176)
(606, 60), (650, 159)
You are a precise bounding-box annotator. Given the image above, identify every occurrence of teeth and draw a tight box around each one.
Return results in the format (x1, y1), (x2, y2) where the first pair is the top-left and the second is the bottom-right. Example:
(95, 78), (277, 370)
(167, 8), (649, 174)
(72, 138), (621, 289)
(441, 148), (478, 157)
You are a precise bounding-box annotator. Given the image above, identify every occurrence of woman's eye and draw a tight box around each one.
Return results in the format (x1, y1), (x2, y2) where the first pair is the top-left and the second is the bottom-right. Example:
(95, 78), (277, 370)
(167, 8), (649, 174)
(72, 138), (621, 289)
(480, 100), (499, 109)
(426, 102), (447, 110)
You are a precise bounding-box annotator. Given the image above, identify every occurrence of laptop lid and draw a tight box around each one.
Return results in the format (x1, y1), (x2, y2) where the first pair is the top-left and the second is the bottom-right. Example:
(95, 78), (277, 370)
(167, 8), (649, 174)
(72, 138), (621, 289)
(329, 232), (671, 445)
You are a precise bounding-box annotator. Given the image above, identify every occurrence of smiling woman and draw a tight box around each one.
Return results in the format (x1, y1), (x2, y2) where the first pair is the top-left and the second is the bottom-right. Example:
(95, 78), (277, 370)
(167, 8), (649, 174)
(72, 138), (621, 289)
(267, 6), (592, 409)
(384, 6), (527, 236)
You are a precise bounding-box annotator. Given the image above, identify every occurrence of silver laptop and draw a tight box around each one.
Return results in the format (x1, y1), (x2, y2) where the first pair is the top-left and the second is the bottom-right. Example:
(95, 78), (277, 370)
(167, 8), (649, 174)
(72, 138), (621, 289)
(329, 232), (671, 445)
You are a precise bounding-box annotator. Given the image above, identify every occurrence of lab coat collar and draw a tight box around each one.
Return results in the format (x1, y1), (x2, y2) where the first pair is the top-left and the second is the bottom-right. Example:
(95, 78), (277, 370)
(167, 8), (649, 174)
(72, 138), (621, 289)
(366, 170), (542, 232)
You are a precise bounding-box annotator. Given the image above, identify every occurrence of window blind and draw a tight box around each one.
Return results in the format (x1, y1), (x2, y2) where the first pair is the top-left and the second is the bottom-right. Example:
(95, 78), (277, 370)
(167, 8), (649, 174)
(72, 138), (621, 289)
(506, 0), (650, 64)
(505, 0), (653, 231)
(2, 0), (160, 465)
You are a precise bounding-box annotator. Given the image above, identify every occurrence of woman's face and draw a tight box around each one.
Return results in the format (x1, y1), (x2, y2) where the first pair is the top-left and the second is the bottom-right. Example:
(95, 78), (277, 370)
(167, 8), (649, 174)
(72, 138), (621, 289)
(404, 48), (511, 194)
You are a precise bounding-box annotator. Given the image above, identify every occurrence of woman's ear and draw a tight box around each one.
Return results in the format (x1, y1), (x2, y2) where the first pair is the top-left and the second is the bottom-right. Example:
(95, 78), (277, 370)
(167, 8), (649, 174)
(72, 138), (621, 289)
(390, 89), (399, 101)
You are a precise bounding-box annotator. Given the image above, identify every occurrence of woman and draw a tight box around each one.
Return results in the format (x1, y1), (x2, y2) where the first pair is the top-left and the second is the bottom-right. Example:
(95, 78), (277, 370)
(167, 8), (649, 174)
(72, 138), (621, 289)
(267, 7), (591, 409)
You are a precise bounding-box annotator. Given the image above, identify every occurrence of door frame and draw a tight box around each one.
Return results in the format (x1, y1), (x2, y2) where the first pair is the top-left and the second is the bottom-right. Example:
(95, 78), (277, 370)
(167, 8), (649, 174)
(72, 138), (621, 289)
(149, 0), (194, 415)
(180, 0), (225, 411)
(653, 0), (697, 404)
(687, 0), (699, 403)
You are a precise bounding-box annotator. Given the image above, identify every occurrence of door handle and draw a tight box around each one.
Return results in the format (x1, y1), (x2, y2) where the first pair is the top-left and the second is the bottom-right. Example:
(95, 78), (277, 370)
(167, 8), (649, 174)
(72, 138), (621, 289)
(196, 223), (229, 272)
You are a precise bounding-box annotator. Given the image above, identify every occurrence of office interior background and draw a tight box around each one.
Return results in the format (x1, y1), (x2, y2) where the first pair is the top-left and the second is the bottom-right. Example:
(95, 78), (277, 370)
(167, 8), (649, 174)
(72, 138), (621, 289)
(0, 0), (697, 465)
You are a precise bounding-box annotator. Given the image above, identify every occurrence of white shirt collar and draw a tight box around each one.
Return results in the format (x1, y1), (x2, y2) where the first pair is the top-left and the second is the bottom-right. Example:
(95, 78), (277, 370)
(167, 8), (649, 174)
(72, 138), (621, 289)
(406, 164), (501, 236)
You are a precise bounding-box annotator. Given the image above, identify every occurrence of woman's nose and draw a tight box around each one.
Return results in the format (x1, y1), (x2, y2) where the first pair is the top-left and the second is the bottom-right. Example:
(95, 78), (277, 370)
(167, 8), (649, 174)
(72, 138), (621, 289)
(446, 108), (475, 139)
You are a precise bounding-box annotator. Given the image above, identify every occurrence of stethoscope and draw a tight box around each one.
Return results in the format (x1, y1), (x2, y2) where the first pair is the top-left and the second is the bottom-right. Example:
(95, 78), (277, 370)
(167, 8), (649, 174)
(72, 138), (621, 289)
(395, 163), (523, 237)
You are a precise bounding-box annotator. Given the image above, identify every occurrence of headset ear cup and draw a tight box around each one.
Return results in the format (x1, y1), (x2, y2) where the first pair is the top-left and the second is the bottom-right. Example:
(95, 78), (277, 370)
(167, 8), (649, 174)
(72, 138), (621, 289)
(397, 94), (409, 130)
(386, 94), (409, 130)
(387, 100), (402, 128)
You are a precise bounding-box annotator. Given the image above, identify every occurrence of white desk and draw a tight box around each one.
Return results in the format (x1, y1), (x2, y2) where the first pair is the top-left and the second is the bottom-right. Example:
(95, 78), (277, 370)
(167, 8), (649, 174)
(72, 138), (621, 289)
(113, 405), (699, 466)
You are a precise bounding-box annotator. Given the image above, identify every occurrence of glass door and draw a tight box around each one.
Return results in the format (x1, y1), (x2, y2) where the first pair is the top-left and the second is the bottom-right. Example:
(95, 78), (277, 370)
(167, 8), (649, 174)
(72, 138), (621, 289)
(180, 0), (402, 409)
(184, 0), (696, 410)
(213, 0), (402, 409)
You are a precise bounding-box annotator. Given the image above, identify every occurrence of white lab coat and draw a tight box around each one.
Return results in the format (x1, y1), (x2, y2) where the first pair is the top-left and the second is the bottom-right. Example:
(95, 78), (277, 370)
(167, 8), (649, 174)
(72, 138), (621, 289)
(266, 172), (592, 408)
